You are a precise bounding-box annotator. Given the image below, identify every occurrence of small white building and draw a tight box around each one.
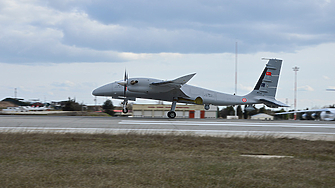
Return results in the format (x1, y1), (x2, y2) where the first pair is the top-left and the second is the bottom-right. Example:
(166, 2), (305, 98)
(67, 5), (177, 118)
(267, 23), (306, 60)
(132, 104), (217, 118)
(251, 113), (274, 120)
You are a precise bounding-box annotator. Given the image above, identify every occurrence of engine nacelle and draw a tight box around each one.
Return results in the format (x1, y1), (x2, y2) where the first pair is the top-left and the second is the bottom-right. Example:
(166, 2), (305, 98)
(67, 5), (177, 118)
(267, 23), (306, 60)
(127, 79), (151, 93)
(311, 113), (317, 119)
(302, 113), (308, 119)
(127, 85), (149, 93)
(245, 105), (255, 112)
(320, 111), (335, 121)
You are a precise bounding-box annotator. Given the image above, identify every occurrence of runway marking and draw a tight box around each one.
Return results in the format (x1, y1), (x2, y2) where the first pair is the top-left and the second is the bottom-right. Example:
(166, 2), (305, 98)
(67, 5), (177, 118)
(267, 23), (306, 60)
(1, 126), (335, 135)
(119, 120), (335, 129)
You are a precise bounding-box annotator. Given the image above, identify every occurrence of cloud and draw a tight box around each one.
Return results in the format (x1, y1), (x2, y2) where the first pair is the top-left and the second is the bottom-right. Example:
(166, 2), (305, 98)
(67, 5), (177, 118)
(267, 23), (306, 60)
(0, 0), (126, 63)
(1, 0), (335, 64)
(298, 85), (314, 91)
(323, 76), (330, 80)
(52, 80), (75, 88)
(238, 84), (253, 92)
(82, 0), (335, 53)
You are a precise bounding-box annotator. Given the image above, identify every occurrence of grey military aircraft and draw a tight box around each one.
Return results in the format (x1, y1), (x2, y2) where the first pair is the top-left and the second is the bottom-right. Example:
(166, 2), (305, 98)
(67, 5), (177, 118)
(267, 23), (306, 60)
(92, 58), (288, 118)
(276, 108), (335, 121)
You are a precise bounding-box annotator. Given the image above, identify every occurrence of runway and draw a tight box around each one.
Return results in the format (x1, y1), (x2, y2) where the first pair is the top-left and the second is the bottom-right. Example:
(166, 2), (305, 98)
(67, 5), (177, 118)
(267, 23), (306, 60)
(0, 115), (335, 140)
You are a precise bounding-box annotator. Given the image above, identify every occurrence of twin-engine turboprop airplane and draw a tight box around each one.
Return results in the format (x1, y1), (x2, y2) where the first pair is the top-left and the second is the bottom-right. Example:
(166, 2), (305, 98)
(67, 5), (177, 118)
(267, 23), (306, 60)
(92, 58), (288, 118)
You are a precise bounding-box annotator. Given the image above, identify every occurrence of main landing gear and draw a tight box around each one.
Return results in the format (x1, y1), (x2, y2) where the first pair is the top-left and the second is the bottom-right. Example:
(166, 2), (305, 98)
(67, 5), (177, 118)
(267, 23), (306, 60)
(167, 100), (177, 119)
(167, 100), (210, 119)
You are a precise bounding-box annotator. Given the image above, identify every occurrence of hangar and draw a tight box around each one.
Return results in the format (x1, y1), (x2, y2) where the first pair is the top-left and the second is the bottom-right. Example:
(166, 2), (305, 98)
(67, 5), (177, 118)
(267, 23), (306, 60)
(251, 113), (274, 120)
(132, 104), (217, 118)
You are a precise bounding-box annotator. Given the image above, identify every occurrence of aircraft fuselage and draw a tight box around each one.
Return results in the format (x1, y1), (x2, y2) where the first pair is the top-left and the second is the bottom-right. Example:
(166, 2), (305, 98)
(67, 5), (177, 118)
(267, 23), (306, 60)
(93, 77), (259, 106)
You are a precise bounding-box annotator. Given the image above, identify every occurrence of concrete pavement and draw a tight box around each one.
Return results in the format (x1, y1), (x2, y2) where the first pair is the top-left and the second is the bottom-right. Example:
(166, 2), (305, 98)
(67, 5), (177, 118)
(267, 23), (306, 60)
(0, 115), (334, 140)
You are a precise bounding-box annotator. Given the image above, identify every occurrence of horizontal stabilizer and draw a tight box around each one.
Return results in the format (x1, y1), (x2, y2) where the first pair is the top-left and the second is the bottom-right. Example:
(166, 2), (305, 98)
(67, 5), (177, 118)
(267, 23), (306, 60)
(151, 73), (196, 88)
(255, 97), (289, 108)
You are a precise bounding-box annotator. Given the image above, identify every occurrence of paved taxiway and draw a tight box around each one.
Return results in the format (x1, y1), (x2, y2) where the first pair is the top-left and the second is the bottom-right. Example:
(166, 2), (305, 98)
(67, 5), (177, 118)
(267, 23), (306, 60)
(0, 115), (335, 140)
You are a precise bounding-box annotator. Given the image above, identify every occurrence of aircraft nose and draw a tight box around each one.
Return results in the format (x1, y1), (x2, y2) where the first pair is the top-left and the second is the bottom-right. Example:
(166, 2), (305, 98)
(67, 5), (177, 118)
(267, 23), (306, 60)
(92, 83), (113, 96)
(92, 88), (101, 96)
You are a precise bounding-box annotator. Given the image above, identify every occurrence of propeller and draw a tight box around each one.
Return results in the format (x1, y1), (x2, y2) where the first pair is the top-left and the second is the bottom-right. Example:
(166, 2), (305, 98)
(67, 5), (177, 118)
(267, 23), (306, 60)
(117, 70), (129, 113)
(123, 70), (128, 98)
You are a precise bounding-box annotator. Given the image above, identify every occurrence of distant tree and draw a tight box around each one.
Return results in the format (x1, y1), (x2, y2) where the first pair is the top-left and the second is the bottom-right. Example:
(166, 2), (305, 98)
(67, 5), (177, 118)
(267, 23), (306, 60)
(62, 98), (82, 111)
(243, 105), (258, 119)
(219, 106), (235, 118)
(237, 105), (243, 119)
(275, 108), (289, 120)
(259, 106), (266, 113)
(288, 110), (295, 119)
(227, 106), (235, 116)
(102, 99), (114, 116)
(243, 105), (248, 119)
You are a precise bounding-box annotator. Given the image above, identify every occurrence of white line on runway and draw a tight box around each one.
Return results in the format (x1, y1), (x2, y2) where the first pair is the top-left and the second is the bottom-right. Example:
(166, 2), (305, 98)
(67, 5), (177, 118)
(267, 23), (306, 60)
(119, 120), (335, 128)
(1, 126), (335, 135)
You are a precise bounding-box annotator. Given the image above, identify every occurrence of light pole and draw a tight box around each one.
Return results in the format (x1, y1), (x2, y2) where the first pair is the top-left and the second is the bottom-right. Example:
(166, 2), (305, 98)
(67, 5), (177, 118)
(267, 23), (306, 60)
(293, 66), (299, 120)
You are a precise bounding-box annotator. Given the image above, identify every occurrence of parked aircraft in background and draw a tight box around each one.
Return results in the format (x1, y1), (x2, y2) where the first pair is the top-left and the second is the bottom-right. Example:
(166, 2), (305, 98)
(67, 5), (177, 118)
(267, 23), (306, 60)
(2, 106), (51, 112)
(276, 108), (335, 121)
(92, 59), (288, 118)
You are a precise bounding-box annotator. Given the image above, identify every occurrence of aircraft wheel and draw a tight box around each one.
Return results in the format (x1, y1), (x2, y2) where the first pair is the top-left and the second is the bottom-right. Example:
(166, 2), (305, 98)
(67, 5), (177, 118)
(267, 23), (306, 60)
(122, 108), (128, 113)
(204, 104), (210, 110)
(167, 111), (176, 119)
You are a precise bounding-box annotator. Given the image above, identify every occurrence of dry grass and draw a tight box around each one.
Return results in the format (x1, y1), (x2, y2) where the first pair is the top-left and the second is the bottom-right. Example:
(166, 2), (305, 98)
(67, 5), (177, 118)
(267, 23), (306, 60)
(1, 132), (335, 187)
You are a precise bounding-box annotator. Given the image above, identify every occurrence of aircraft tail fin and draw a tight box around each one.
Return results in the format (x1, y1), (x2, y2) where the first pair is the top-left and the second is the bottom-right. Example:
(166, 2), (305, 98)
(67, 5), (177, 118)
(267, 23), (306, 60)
(251, 59), (282, 97)
(246, 59), (288, 108)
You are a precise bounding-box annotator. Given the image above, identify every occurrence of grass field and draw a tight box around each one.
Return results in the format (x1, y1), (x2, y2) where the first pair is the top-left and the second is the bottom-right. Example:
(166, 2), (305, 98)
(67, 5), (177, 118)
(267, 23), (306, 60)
(1, 132), (335, 187)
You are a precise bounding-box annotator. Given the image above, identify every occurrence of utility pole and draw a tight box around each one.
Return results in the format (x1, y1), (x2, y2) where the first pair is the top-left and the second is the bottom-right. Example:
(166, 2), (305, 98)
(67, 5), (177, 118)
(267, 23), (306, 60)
(293, 66), (299, 120)
(94, 96), (97, 111)
(234, 42), (238, 118)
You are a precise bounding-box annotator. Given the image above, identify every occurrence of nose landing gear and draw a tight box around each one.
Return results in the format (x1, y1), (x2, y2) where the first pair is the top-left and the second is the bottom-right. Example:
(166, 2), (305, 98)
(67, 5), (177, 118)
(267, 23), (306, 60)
(122, 100), (128, 113)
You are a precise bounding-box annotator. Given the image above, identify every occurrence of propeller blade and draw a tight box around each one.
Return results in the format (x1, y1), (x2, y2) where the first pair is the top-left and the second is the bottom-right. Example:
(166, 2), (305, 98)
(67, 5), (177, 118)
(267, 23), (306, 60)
(117, 80), (127, 86)
(124, 70), (127, 81)
(123, 70), (128, 97)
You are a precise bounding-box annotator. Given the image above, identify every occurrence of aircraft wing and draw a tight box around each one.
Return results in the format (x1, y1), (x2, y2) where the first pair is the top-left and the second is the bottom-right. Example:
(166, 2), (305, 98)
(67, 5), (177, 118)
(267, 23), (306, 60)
(276, 108), (332, 115)
(151, 73), (196, 89)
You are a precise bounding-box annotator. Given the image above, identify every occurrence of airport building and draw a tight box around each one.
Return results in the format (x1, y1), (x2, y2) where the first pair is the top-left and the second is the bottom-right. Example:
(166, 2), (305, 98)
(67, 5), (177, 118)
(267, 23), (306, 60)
(132, 104), (217, 118)
(251, 113), (274, 120)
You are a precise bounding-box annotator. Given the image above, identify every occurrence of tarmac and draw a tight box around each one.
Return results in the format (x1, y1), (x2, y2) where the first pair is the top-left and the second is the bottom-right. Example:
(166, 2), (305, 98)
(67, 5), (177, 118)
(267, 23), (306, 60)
(1, 115), (335, 141)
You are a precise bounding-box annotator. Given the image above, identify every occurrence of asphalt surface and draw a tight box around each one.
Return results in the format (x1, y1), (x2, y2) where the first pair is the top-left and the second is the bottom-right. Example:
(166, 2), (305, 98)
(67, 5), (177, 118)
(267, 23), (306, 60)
(1, 115), (335, 140)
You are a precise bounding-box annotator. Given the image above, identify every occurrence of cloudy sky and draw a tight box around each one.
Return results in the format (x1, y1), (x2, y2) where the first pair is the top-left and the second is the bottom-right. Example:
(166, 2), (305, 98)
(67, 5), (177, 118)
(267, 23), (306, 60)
(0, 0), (334, 110)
